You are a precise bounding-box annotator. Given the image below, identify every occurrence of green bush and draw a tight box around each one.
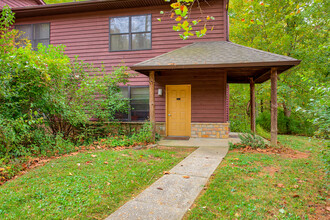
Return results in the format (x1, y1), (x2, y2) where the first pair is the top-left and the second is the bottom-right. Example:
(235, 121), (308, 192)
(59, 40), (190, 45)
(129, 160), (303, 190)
(229, 132), (267, 150)
(256, 124), (271, 140)
(239, 133), (267, 149)
(256, 110), (314, 136)
(99, 122), (156, 147)
(229, 114), (250, 132)
(0, 7), (131, 158)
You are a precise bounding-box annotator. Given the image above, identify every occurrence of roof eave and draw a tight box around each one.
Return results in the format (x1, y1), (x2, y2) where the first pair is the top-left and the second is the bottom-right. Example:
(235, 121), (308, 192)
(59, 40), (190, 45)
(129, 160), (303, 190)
(130, 60), (301, 71)
(7, 0), (171, 19)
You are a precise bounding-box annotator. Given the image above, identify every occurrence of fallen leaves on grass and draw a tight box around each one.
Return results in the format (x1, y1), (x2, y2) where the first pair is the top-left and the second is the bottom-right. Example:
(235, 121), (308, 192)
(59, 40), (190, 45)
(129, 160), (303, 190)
(260, 166), (280, 176)
(232, 145), (310, 159)
(104, 161), (108, 164)
(91, 154), (97, 158)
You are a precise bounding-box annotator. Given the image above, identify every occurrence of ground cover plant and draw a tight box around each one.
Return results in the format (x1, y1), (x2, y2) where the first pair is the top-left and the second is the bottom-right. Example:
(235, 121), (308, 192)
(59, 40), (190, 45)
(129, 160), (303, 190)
(0, 146), (195, 219)
(185, 135), (329, 219)
(0, 122), (156, 184)
(0, 6), (154, 183)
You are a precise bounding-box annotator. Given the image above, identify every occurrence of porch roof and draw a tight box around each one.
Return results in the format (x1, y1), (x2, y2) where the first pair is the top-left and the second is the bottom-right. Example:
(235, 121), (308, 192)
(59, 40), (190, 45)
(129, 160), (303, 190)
(130, 41), (301, 83)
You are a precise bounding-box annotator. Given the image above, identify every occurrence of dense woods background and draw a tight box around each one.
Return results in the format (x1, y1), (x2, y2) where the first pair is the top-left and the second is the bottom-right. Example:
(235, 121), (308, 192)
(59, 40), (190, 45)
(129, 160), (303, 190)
(44, 0), (329, 138)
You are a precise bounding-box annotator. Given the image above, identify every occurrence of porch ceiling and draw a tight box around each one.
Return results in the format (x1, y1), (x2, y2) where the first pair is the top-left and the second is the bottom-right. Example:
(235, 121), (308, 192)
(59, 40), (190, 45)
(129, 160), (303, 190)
(130, 41), (301, 84)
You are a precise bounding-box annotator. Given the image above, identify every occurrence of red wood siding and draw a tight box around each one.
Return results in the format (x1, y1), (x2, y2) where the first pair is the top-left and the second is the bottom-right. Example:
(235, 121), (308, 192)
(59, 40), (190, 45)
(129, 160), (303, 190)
(155, 70), (227, 123)
(0, 0), (42, 8)
(14, 0), (226, 86)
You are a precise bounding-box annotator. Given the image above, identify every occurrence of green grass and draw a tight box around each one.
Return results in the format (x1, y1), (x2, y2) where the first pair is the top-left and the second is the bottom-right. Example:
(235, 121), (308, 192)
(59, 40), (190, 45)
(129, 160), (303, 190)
(185, 135), (328, 219)
(0, 147), (194, 219)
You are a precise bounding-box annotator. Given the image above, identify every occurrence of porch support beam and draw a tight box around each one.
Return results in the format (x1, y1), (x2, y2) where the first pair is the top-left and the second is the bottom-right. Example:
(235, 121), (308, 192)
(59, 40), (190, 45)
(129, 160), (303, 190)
(254, 69), (271, 83)
(149, 71), (156, 141)
(271, 67), (278, 146)
(249, 77), (256, 133)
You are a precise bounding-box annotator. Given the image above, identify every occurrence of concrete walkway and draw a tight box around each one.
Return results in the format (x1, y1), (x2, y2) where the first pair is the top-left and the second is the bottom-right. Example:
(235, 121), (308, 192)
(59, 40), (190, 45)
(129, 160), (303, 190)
(106, 138), (237, 220)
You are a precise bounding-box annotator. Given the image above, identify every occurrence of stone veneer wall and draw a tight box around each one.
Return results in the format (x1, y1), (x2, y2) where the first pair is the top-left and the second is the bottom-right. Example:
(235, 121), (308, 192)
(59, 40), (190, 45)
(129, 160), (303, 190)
(155, 122), (166, 136)
(191, 123), (229, 139)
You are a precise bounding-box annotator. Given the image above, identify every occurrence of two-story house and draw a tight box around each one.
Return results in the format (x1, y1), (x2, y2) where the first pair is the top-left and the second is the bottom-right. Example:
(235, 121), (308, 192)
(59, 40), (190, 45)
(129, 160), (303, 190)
(1, 0), (300, 145)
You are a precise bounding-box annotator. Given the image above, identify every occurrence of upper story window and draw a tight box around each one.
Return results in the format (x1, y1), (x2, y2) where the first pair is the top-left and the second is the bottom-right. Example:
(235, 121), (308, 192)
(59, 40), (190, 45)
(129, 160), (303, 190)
(109, 15), (151, 51)
(15, 23), (50, 49)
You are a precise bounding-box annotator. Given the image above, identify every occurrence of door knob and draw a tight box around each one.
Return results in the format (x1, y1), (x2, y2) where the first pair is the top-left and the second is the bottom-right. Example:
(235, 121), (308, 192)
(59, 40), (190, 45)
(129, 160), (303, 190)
(168, 114), (171, 116)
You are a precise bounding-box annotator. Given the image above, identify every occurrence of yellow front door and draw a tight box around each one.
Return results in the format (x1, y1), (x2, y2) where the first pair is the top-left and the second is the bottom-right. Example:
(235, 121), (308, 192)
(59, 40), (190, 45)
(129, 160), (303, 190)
(166, 85), (191, 137)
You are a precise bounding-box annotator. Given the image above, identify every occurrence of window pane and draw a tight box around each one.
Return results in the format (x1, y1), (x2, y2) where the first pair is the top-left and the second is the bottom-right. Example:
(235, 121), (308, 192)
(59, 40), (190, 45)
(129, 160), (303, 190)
(34, 23), (49, 39)
(16, 25), (32, 41)
(131, 111), (149, 121)
(34, 39), (50, 48)
(110, 17), (129, 34)
(131, 101), (149, 111)
(116, 87), (129, 121)
(131, 87), (149, 121)
(132, 15), (151, 33)
(132, 33), (151, 50)
(131, 87), (149, 99)
(111, 34), (129, 51)
(120, 87), (129, 98)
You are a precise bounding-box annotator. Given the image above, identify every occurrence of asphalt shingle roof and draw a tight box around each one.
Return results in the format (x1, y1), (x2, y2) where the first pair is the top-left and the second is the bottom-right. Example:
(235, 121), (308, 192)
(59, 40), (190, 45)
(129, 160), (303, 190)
(131, 41), (300, 70)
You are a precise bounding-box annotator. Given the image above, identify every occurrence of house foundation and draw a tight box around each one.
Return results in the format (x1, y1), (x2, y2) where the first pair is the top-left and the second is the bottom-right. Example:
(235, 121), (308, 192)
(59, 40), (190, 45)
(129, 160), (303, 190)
(191, 123), (229, 139)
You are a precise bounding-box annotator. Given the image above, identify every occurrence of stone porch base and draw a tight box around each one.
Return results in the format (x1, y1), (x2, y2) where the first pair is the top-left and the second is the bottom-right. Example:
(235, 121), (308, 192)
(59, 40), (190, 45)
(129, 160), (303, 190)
(115, 122), (229, 139)
(191, 123), (229, 139)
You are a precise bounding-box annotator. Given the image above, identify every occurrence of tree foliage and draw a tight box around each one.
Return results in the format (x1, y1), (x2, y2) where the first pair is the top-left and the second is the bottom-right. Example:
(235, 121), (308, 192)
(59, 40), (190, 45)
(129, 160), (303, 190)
(229, 0), (329, 138)
(0, 6), (130, 157)
(158, 0), (215, 39)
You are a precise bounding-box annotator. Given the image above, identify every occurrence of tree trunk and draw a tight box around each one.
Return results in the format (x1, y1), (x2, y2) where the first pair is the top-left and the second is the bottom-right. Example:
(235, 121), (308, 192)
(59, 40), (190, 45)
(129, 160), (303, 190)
(283, 102), (292, 117)
(250, 78), (256, 133)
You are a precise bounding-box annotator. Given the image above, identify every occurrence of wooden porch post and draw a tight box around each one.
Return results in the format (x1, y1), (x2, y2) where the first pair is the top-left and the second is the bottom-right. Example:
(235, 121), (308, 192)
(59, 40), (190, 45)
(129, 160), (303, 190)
(149, 71), (156, 141)
(271, 68), (278, 146)
(249, 77), (256, 133)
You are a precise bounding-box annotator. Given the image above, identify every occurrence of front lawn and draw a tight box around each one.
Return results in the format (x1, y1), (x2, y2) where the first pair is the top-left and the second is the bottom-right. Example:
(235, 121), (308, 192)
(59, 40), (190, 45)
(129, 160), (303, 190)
(0, 146), (194, 219)
(185, 135), (328, 219)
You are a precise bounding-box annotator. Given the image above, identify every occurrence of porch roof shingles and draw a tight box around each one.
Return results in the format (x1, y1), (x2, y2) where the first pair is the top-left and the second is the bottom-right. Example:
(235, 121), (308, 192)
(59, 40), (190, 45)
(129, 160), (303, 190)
(131, 41), (301, 83)
(132, 41), (300, 69)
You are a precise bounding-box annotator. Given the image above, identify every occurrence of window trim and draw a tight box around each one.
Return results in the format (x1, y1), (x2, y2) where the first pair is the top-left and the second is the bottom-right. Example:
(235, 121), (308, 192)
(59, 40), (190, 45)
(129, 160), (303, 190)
(15, 22), (50, 49)
(109, 14), (152, 52)
(119, 86), (149, 122)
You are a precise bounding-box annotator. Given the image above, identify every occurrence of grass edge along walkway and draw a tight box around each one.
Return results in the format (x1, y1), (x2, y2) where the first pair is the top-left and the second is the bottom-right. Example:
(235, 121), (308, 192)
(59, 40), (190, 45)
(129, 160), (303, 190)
(184, 135), (328, 220)
(0, 146), (195, 220)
